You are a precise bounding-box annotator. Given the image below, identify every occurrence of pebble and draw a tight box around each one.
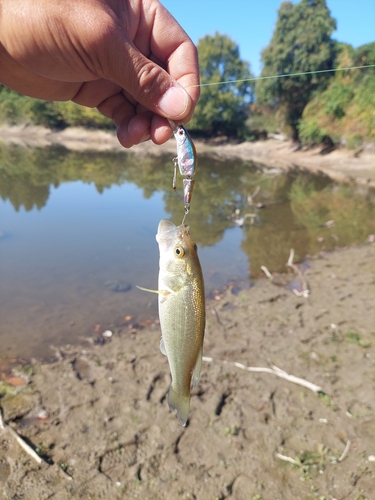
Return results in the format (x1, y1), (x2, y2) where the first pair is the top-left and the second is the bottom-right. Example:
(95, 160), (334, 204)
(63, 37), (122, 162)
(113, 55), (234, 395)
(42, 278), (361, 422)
(37, 410), (49, 421)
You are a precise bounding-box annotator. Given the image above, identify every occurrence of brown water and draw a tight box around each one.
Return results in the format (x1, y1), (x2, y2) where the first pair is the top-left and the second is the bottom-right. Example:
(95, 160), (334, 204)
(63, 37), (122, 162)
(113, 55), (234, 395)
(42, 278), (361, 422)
(1, 145), (374, 360)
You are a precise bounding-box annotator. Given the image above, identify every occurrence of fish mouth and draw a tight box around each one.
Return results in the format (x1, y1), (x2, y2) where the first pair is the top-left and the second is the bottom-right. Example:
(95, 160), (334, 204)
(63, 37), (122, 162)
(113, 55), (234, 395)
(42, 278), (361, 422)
(157, 219), (176, 236)
(156, 220), (190, 247)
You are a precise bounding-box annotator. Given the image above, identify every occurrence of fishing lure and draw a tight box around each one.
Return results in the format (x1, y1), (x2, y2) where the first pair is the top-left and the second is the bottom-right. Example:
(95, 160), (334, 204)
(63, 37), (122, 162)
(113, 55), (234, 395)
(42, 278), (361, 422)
(169, 120), (197, 219)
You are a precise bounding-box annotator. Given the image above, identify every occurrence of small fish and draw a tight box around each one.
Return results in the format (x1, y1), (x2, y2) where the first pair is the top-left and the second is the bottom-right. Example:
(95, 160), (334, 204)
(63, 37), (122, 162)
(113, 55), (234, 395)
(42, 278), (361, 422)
(138, 219), (205, 425)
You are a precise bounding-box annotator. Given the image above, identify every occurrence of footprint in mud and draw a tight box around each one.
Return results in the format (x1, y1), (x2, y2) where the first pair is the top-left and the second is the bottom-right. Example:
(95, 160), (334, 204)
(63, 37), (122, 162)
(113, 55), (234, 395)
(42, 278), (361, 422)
(230, 474), (258, 500)
(99, 443), (138, 481)
(72, 358), (93, 382)
(0, 457), (11, 484)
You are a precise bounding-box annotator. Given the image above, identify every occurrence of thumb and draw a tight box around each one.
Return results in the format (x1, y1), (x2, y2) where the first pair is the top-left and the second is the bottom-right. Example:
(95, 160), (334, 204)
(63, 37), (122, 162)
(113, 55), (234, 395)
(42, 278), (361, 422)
(111, 43), (193, 121)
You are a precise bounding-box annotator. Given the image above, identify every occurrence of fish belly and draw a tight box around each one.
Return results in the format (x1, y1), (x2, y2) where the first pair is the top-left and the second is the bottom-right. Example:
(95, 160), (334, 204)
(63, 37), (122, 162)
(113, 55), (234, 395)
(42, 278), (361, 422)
(159, 284), (204, 426)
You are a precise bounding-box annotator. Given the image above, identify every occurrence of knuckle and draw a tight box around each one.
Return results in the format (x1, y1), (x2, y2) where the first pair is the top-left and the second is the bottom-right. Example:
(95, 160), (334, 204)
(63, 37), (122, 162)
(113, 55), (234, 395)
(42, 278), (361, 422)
(136, 62), (166, 96)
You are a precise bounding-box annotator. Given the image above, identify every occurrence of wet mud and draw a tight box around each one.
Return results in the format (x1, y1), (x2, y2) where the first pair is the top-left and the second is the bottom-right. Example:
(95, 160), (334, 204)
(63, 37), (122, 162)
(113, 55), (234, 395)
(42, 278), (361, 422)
(1, 243), (374, 499)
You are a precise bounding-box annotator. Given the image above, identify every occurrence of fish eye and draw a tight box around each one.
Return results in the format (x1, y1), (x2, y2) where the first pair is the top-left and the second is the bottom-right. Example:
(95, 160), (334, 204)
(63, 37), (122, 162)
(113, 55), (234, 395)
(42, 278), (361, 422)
(174, 245), (185, 258)
(178, 128), (184, 136)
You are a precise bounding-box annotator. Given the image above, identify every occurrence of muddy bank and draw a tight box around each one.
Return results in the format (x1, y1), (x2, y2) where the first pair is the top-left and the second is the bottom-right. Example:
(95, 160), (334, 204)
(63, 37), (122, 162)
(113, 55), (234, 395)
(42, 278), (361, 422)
(1, 243), (374, 499)
(0, 124), (374, 188)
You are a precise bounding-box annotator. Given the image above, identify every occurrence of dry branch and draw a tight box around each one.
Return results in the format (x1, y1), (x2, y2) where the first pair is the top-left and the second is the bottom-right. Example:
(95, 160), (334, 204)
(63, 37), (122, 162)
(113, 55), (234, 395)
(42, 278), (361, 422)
(202, 357), (323, 394)
(275, 453), (299, 465)
(286, 248), (310, 297)
(0, 407), (42, 464)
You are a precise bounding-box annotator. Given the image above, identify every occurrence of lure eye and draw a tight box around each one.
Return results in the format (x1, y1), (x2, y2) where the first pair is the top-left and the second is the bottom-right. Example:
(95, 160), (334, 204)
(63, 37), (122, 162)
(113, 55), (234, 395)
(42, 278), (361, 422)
(178, 128), (184, 136)
(174, 245), (185, 258)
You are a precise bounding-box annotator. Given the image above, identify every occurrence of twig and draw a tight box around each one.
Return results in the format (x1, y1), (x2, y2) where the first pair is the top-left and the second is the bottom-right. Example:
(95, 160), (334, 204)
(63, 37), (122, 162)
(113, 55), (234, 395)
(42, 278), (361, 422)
(286, 248), (295, 267)
(202, 357), (323, 394)
(331, 440), (351, 463)
(247, 186), (260, 205)
(57, 463), (73, 481)
(0, 407), (42, 464)
(275, 453), (299, 465)
(260, 265), (273, 280)
(286, 248), (310, 298)
(211, 308), (228, 338)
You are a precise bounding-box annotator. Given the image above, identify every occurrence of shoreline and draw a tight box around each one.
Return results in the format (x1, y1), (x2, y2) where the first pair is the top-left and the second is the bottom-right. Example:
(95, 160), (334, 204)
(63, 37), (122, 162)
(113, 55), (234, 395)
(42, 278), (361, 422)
(0, 124), (374, 188)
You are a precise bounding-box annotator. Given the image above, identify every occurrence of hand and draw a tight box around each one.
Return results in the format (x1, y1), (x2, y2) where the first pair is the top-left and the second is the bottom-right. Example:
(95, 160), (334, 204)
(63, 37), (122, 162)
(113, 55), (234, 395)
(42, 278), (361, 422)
(0, 0), (200, 147)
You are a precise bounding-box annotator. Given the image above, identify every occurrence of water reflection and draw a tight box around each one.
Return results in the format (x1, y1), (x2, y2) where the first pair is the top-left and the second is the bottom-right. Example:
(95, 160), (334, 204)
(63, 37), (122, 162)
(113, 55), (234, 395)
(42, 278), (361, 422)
(1, 144), (374, 360)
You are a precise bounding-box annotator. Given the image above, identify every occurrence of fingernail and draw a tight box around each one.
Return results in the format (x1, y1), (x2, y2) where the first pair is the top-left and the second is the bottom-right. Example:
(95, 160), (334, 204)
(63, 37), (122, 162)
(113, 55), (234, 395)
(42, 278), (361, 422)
(140, 131), (150, 143)
(157, 86), (189, 118)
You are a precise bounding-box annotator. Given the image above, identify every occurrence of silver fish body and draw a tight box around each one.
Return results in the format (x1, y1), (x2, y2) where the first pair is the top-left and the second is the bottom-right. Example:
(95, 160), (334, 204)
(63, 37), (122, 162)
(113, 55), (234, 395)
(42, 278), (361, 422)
(156, 219), (205, 426)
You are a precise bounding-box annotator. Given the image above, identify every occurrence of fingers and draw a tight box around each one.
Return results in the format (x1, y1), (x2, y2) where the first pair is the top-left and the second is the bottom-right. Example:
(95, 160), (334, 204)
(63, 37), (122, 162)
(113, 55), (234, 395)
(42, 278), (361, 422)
(102, 39), (194, 120)
(96, 0), (199, 147)
(95, 1), (199, 118)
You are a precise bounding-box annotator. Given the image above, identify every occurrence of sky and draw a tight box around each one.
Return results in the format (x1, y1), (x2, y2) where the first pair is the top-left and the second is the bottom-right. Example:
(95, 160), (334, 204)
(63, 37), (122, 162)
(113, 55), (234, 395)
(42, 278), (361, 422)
(160, 0), (375, 75)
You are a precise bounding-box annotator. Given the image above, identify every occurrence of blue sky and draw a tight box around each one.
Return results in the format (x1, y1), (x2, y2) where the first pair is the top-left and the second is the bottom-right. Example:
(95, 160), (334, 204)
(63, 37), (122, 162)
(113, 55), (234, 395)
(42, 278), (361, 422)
(161, 0), (375, 75)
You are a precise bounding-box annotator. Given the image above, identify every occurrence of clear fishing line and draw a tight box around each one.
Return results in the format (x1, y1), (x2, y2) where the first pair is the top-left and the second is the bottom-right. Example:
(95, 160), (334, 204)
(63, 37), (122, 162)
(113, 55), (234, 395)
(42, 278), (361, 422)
(187, 64), (375, 89)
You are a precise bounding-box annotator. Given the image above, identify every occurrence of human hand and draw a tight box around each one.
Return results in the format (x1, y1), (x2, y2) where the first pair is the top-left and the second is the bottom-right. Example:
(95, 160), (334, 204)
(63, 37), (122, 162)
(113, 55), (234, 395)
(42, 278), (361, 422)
(0, 0), (199, 147)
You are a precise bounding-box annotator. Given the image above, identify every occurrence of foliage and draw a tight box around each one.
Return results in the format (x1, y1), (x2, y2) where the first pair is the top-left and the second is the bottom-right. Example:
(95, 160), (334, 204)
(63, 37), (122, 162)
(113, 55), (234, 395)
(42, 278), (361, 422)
(256, 0), (337, 140)
(0, 85), (113, 129)
(245, 104), (280, 136)
(299, 42), (375, 146)
(190, 32), (254, 138)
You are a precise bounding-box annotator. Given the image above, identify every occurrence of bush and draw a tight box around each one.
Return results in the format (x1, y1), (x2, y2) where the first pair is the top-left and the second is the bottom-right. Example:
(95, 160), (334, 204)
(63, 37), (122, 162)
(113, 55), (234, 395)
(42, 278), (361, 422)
(298, 120), (327, 145)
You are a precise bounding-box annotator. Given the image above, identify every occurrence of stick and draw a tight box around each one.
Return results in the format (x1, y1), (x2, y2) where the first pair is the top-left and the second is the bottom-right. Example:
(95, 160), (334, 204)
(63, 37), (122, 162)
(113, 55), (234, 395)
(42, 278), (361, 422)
(286, 248), (310, 298)
(260, 265), (273, 280)
(275, 453), (299, 465)
(0, 407), (42, 464)
(202, 357), (323, 394)
(332, 440), (351, 463)
(247, 186), (260, 206)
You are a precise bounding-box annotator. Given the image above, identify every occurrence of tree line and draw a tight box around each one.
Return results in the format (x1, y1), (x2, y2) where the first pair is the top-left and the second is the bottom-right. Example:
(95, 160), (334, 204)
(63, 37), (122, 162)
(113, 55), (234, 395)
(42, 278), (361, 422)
(0, 0), (374, 147)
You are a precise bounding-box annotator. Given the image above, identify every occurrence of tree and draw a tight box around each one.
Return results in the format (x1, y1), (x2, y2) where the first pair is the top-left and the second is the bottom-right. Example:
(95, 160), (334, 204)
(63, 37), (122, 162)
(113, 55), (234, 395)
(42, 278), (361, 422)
(298, 42), (375, 147)
(256, 0), (337, 140)
(190, 33), (254, 138)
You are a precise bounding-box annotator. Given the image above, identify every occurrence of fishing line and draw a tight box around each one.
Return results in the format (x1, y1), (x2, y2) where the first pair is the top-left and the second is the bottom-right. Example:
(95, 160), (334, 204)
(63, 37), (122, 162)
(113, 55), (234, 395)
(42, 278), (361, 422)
(186, 64), (375, 89)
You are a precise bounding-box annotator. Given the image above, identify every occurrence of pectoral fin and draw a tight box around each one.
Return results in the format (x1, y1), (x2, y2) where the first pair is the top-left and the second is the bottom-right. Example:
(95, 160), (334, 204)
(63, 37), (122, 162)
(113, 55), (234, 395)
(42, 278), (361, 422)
(136, 285), (170, 296)
(191, 345), (203, 388)
(160, 337), (167, 356)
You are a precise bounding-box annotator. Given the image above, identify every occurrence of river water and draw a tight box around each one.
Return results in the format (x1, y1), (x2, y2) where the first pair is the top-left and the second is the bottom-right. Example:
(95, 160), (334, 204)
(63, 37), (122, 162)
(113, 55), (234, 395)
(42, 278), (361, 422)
(1, 145), (374, 360)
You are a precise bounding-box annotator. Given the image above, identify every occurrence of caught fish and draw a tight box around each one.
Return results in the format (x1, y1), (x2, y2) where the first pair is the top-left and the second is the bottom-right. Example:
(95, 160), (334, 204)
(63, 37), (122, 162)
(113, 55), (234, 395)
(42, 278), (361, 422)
(138, 219), (205, 425)
(169, 120), (197, 216)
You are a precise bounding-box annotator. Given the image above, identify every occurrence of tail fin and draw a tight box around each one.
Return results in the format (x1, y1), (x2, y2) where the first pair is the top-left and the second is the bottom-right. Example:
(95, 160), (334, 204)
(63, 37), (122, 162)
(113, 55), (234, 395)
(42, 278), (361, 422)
(167, 385), (190, 426)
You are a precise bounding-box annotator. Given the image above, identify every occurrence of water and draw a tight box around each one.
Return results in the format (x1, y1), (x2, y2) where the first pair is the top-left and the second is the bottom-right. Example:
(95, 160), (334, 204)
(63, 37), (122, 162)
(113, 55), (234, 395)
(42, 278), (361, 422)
(1, 145), (374, 360)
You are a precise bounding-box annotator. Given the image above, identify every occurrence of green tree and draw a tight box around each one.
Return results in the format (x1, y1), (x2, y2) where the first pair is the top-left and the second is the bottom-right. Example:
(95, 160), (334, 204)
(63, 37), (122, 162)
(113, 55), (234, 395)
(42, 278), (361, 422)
(190, 32), (254, 138)
(298, 42), (375, 146)
(256, 0), (337, 140)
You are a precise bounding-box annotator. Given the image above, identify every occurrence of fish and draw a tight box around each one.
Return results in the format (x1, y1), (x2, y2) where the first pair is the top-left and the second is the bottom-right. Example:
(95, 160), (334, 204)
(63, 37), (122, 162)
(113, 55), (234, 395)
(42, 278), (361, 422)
(139, 219), (205, 425)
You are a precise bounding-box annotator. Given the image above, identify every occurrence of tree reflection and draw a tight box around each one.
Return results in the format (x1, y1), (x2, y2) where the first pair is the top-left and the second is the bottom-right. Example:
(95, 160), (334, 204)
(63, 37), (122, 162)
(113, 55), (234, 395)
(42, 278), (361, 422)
(1, 144), (374, 277)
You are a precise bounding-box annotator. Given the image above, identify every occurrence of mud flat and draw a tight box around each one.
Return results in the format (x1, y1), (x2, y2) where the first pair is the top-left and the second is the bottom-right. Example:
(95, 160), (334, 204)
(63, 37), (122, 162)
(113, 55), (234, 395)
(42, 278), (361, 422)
(1, 243), (374, 499)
